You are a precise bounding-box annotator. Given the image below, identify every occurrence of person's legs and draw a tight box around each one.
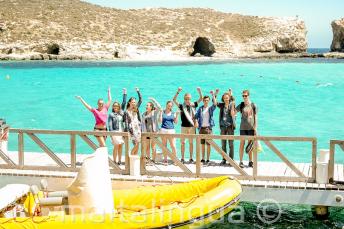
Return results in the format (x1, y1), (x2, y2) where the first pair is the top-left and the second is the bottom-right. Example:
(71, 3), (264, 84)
(145, 138), (151, 159)
(220, 127), (227, 160)
(188, 137), (194, 161)
(118, 144), (123, 163)
(180, 137), (185, 161)
(168, 137), (177, 163)
(207, 143), (211, 161)
(200, 128), (206, 162)
(151, 140), (156, 162)
(131, 142), (139, 155)
(162, 137), (168, 162)
(96, 136), (106, 147)
(112, 144), (118, 163)
(206, 128), (212, 162)
(239, 140), (245, 162)
(229, 127), (234, 160)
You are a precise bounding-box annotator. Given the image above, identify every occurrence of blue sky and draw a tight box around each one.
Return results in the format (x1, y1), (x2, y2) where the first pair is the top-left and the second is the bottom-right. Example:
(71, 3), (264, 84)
(84, 0), (343, 48)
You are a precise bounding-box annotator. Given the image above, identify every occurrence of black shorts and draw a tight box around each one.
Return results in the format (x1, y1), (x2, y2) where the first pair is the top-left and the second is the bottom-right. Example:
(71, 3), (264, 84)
(240, 130), (255, 136)
(94, 127), (108, 138)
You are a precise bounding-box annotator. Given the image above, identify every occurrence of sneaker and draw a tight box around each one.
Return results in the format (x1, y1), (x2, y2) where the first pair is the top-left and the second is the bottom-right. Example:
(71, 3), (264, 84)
(206, 160), (210, 164)
(181, 159), (185, 164)
(117, 161), (121, 165)
(220, 159), (226, 165)
(189, 158), (194, 163)
(201, 159), (205, 164)
(239, 162), (244, 168)
(248, 161), (254, 168)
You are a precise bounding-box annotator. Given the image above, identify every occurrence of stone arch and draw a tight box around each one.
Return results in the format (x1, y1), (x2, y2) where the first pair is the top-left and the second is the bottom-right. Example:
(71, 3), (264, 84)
(190, 37), (215, 57)
(47, 43), (60, 55)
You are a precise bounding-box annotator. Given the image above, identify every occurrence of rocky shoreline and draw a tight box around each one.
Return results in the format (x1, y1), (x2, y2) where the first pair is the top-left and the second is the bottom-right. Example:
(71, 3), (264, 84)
(1, 51), (343, 61)
(0, 0), (343, 61)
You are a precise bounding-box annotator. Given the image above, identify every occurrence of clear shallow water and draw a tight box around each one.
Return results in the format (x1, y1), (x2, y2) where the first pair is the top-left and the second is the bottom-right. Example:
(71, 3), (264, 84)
(0, 60), (343, 163)
(0, 60), (344, 228)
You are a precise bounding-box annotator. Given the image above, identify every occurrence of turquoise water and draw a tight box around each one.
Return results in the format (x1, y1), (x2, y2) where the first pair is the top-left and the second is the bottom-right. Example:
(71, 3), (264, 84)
(0, 60), (344, 228)
(0, 60), (344, 163)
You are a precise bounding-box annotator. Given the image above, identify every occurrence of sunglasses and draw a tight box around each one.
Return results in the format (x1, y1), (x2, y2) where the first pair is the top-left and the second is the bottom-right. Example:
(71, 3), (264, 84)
(242, 95), (248, 98)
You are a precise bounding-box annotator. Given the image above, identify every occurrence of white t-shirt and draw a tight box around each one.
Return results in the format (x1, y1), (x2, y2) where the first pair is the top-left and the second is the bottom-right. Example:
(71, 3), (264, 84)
(202, 106), (210, 127)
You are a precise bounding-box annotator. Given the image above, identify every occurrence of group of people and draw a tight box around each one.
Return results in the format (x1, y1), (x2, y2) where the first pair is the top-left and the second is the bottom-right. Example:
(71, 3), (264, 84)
(76, 87), (258, 168)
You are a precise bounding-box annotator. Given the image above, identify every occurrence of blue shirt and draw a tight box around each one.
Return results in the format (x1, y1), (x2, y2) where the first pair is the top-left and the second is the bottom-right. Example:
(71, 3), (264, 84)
(195, 105), (216, 130)
(161, 112), (175, 129)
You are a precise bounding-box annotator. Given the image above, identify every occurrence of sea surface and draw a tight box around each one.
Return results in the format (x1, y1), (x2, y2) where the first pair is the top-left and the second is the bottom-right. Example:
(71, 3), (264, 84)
(0, 59), (344, 228)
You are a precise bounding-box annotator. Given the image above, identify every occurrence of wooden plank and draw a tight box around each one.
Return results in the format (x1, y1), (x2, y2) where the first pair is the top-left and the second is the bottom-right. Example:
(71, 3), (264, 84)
(0, 148), (16, 167)
(108, 157), (122, 173)
(339, 142), (344, 151)
(206, 139), (248, 176)
(263, 140), (306, 178)
(70, 134), (76, 168)
(79, 135), (97, 150)
(18, 132), (24, 167)
(153, 138), (192, 174)
(10, 128), (129, 137)
(312, 139), (317, 181)
(328, 140), (335, 182)
(26, 133), (68, 168)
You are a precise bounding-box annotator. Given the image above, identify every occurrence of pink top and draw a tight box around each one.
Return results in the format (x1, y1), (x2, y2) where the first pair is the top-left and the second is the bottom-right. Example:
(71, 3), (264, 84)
(91, 105), (109, 126)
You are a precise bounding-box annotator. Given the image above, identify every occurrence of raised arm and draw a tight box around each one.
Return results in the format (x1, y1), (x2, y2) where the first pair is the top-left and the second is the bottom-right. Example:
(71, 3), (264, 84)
(136, 87), (142, 108)
(213, 88), (219, 105)
(172, 87), (182, 107)
(210, 90), (217, 106)
(149, 97), (162, 111)
(75, 96), (92, 112)
(121, 88), (127, 110)
(196, 87), (203, 103)
(106, 87), (112, 108)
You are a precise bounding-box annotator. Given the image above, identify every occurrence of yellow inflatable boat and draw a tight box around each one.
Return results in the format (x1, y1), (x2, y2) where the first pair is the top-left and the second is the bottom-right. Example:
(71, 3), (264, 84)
(0, 176), (241, 228)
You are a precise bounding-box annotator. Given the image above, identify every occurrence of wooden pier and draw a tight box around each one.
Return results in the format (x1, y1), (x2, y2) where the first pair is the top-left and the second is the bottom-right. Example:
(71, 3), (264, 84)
(0, 128), (343, 208)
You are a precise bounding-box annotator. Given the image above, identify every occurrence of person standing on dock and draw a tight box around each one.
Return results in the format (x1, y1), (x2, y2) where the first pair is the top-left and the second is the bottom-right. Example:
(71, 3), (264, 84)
(141, 97), (163, 163)
(236, 90), (258, 168)
(173, 87), (203, 163)
(75, 87), (112, 147)
(160, 101), (179, 165)
(195, 91), (217, 165)
(214, 88), (236, 165)
(108, 88), (127, 165)
(124, 87), (142, 155)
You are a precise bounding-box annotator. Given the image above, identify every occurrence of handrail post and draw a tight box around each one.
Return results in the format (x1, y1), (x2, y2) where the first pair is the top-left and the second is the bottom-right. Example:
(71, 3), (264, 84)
(70, 134), (76, 168)
(328, 140), (335, 183)
(18, 132), (24, 168)
(311, 138), (317, 182)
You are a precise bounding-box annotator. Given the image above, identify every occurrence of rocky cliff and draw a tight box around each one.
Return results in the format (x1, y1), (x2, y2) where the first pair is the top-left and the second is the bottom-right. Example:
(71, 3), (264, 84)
(331, 18), (344, 52)
(0, 0), (308, 60)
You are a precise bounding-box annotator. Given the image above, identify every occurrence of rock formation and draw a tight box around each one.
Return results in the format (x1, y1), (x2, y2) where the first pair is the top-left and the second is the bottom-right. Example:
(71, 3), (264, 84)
(0, 0), (308, 60)
(330, 18), (344, 52)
